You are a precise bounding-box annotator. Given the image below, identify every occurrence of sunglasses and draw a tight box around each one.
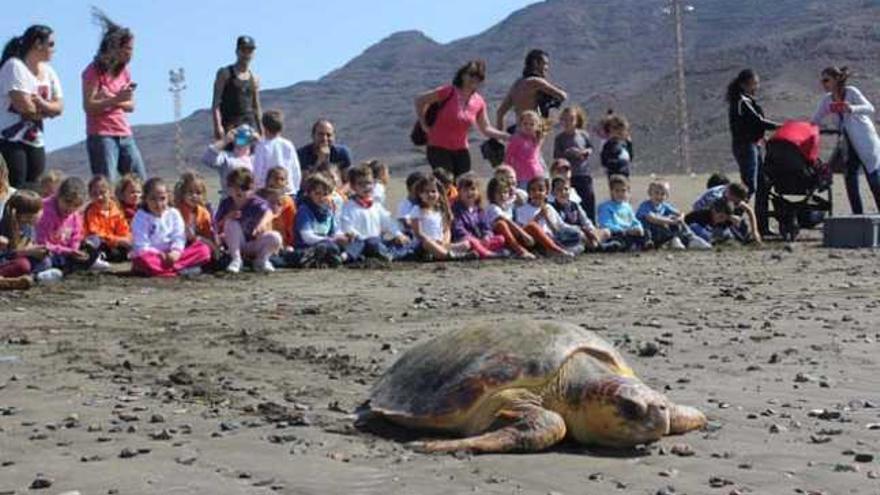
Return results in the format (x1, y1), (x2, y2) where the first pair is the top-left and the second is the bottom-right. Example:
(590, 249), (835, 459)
(821, 78), (832, 83)
(468, 72), (485, 81)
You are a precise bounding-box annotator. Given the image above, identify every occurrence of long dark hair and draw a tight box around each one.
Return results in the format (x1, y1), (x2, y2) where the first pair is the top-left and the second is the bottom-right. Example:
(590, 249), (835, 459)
(92, 8), (133, 75)
(523, 49), (548, 78)
(726, 69), (756, 103)
(1, 25), (53, 69)
(0, 190), (43, 250)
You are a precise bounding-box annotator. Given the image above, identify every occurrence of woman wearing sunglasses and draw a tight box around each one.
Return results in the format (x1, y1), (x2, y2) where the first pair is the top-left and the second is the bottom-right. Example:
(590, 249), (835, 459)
(414, 60), (509, 178)
(0, 25), (63, 188)
(811, 66), (880, 214)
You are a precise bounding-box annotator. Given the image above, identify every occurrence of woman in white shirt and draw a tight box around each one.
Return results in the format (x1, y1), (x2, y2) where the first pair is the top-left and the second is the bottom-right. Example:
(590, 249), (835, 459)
(0, 25), (63, 187)
(811, 66), (880, 214)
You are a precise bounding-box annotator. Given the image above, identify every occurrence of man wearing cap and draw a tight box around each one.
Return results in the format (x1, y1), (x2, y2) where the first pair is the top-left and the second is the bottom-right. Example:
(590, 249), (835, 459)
(212, 36), (263, 140)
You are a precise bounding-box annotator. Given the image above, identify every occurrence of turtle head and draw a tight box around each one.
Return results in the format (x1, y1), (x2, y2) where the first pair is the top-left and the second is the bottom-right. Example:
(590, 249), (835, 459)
(566, 377), (673, 448)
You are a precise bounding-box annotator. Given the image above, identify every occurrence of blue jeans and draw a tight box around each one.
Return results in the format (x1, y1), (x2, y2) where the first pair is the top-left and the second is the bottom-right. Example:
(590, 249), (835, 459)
(645, 223), (693, 247)
(689, 223), (734, 244)
(345, 237), (417, 262)
(843, 143), (880, 214)
(732, 142), (760, 197)
(86, 135), (147, 183)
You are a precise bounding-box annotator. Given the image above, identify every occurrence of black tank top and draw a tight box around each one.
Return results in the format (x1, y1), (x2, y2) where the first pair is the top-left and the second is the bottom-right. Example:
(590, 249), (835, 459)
(220, 65), (255, 130)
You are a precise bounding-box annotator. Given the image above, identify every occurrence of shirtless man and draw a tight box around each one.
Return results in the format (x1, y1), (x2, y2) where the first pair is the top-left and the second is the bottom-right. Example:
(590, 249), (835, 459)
(496, 49), (568, 131)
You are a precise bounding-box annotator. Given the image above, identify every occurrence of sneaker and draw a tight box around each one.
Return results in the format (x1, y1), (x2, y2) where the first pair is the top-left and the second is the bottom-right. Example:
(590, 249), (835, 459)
(255, 258), (276, 273)
(226, 256), (243, 274)
(669, 237), (686, 250)
(178, 266), (202, 277)
(89, 254), (112, 272)
(35, 268), (63, 284)
(688, 236), (712, 250)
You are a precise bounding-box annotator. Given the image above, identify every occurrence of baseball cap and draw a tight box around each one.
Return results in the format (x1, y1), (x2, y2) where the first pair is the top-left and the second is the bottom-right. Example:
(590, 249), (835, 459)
(237, 35), (256, 50)
(234, 125), (257, 146)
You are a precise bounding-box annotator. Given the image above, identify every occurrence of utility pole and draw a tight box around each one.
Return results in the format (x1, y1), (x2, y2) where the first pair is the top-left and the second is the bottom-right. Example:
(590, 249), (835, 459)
(169, 68), (187, 170)
(671, 0), (692, 175)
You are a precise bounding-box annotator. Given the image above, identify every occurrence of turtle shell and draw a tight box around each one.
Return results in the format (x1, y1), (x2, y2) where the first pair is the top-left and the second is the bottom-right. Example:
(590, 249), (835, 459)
(368, 320), (632, 426)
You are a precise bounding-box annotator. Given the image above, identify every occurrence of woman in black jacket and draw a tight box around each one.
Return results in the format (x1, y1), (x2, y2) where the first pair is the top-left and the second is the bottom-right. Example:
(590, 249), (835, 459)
(727, 69), (779, 234)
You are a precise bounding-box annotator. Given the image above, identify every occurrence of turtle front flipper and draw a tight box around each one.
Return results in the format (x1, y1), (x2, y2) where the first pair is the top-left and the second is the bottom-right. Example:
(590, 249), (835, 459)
(668, 404), (707, 435)
(410, 403), (566, 454)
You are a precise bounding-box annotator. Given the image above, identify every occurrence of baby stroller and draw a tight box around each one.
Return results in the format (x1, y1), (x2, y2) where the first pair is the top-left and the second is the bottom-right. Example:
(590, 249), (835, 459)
(758, 121), (835, 241)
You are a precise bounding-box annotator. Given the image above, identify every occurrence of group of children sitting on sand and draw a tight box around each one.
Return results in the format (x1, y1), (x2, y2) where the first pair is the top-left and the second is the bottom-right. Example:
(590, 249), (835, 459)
(0, 108), (762, 290)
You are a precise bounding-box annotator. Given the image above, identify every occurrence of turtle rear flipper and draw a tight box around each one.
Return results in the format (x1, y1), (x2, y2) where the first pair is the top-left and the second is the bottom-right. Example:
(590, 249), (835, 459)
(409, 401), (566, 454)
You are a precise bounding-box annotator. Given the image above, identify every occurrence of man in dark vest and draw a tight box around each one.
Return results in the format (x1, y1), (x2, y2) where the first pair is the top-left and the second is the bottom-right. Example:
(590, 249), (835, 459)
(212, 35), (263, 140)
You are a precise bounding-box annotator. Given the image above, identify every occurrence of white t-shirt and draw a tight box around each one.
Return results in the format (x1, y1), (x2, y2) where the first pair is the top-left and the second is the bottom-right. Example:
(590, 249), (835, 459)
(339, 198), (400, 240)
(515, 202), (562, 235)
(396, 198), (416, 221)
(411, 206), (445, 242)
(485, 203), (513, 226)
(253, 136), (300, 195)
(0, 59), (62, 147)
(372, 182), (387, 207)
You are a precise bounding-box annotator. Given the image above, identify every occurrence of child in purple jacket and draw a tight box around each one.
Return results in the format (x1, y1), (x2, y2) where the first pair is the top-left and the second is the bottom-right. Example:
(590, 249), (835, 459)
(451, 174), (507, 259)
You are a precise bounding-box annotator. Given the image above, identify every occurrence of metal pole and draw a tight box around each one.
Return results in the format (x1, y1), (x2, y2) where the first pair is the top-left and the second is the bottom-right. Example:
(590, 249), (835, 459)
(672, 0), (692, 174)
(169, 68), (187, 170)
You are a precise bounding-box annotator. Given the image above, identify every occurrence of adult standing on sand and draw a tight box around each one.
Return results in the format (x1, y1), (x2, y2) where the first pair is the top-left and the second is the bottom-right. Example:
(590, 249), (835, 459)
(0, 25), (63, 188)
(83, 9), (147, 182)
(496, 49), (567, 132)
(212, 36), (263, 140)
(296, 119), (353, 174)
(414, 60), (509, 178)
(811, 66), (880, 214)
(726, 69), (778, 235)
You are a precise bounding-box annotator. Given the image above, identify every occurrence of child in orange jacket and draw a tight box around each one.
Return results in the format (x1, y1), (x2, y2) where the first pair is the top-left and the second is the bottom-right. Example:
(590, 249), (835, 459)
(84, 175), (131, 262)
(264, 166), (296, 248)
(174, 171), (222, 261)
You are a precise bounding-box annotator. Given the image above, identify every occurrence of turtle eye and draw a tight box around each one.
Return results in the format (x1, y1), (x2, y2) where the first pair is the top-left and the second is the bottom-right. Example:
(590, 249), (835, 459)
(618, 398), (646, 420)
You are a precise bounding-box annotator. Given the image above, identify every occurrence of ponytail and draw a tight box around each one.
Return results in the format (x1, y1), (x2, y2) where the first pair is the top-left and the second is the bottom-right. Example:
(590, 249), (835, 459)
(0, 37), (23, 68)
(822, 66), (851, 86)
(0, 25), (53, 69)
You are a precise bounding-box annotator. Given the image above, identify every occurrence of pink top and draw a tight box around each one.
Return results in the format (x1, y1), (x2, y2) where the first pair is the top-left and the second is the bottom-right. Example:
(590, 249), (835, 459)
(505, 133), (544, 183)
(427, 85), (486, 151)
(82, 63), (133, 136)
(36, 196), (85, 256)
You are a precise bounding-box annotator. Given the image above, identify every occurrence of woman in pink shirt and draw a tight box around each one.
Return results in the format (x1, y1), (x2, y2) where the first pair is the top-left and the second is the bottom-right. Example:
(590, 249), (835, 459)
(414, 60), (508, 178)
(82, 10), (146, 183)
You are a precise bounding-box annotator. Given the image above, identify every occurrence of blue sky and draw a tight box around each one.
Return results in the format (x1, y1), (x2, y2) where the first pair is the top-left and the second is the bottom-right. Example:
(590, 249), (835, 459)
(2, 0), (538, 151)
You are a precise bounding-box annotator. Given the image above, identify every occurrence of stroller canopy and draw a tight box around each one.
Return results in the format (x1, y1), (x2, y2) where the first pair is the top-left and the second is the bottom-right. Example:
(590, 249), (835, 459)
(769, 120), (820, 164)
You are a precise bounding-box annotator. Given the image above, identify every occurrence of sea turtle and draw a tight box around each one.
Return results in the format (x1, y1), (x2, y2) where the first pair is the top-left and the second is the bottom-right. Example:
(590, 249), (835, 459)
(360, 320), (706, 453)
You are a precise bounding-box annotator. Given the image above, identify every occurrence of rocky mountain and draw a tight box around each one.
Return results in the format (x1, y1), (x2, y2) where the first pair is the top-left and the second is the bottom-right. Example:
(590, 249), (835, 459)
(50, 0), (880, 178)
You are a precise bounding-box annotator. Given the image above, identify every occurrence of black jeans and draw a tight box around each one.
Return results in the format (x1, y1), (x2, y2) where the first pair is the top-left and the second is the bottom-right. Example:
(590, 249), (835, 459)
(570, 175), (596, 223)
(427, 146), (471, 178)
(0, 140), (46, 188)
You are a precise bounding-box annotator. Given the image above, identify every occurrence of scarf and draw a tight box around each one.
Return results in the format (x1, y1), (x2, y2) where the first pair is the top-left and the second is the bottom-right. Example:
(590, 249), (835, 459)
(304, 197), (331, 223)
(353, 195), (373, 209)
